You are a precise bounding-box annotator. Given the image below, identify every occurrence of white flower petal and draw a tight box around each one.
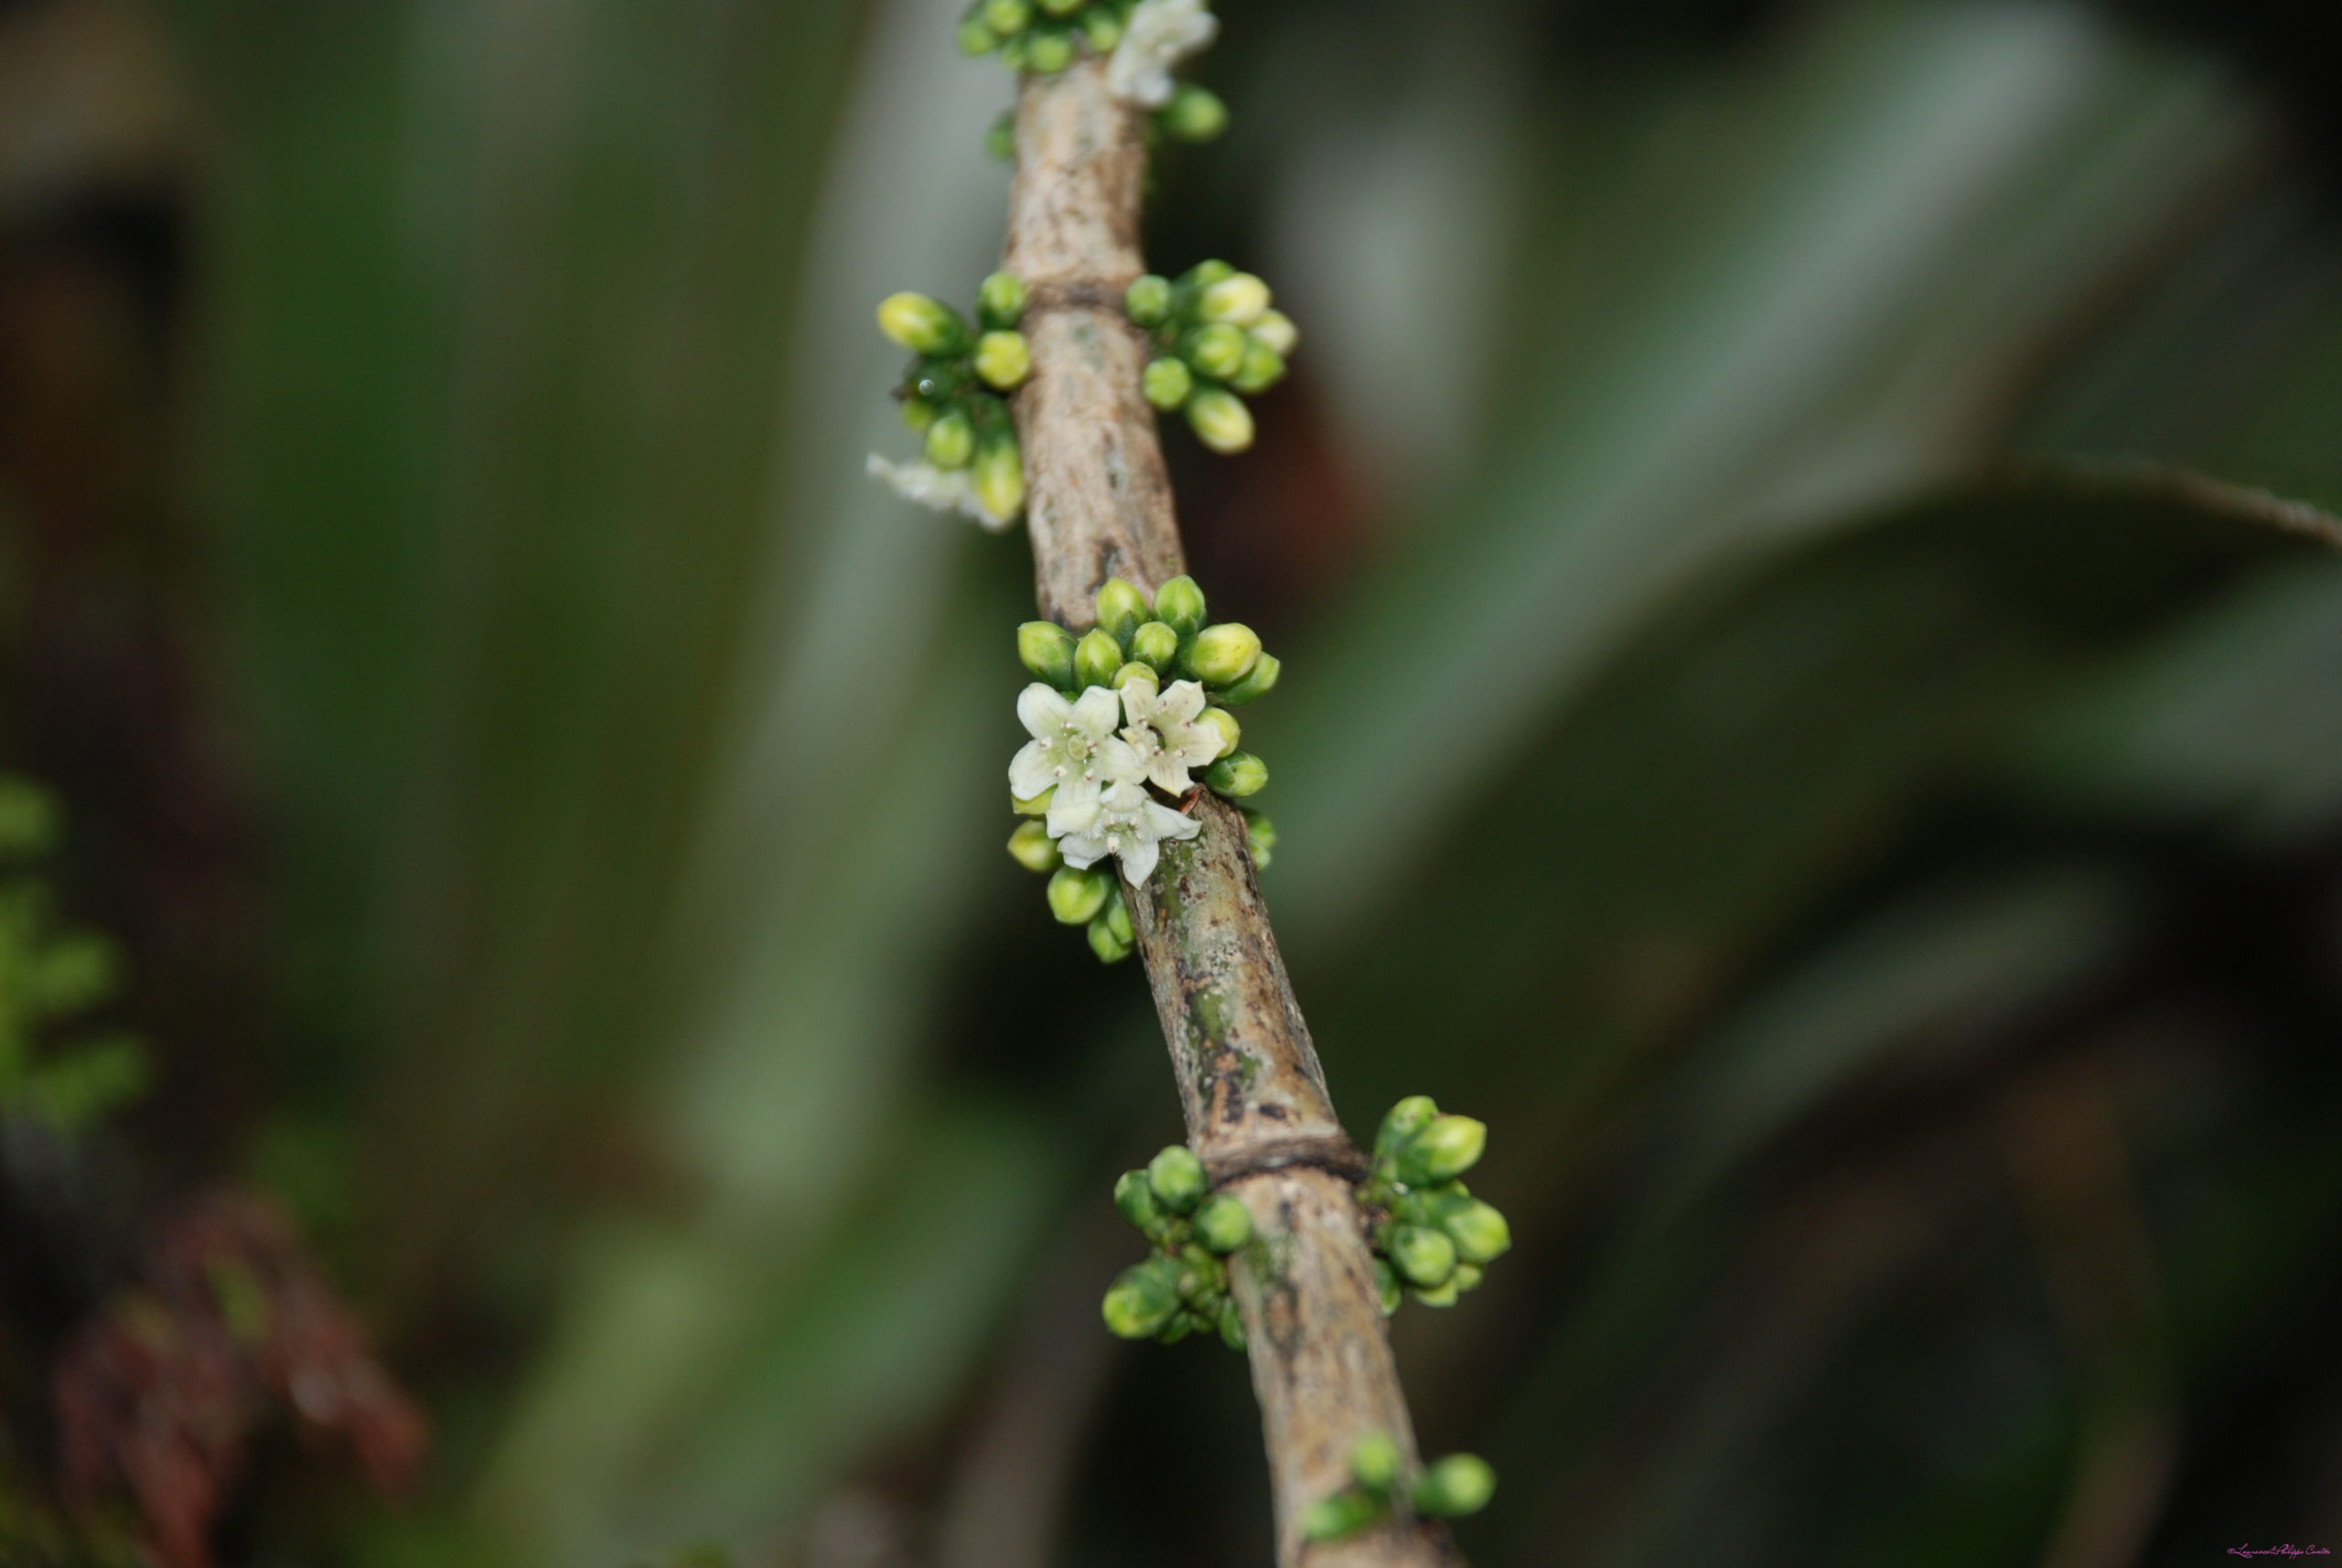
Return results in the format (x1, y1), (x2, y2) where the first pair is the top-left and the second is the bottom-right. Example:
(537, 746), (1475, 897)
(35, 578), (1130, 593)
(1070, 684), (1123, 739)
(1092, 735), (1146, 786)
(1046, 776), (1105, 838)
(1158, 679), (1208, 725)
(1145, 800), (1202, 843)
(1058, 830), (1109, 869)
(1120, 836), (1161, 886)
(1009, 741), (1058, 800)
(1017, 682), (1071, 740)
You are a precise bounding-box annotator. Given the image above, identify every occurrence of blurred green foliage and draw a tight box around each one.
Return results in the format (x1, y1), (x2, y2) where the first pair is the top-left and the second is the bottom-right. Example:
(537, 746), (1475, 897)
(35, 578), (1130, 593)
(7, 0), (2342, 1563)
(0, 778), (145, 1132)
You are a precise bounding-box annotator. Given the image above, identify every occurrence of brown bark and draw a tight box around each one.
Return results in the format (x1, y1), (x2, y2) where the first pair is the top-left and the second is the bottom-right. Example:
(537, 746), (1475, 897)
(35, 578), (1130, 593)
(1004, 56), (1456, 1568)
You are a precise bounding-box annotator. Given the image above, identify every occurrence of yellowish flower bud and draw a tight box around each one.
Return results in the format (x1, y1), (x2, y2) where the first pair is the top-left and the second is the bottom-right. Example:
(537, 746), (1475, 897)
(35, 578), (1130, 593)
(1182, 622), (1262, 684)
(1006, 820), (1059, 873)
(1250, 308), (1298, 356)
(1185, 386), (1254, 453)
(972, 330), (1032, 390)
(876, 292), (972, 355)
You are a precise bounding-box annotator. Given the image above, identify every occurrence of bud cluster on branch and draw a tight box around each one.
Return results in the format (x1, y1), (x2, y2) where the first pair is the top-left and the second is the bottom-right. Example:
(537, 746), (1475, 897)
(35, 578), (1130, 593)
(1127, 261), (1295, 454)
(1360, 1098), (1511, 1312)
(1100, 1143), (1255, 1348)
(867, 275), (1035, 530)
(1302, 1434), (1498, 1544)
(1003, 574), (1278, 961)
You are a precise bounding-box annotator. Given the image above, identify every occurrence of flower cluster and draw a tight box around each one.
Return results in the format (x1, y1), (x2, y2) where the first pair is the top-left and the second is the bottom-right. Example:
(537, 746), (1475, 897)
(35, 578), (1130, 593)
(1099, 1144), (1252, 1349)
(865, 276), (1032, 531)
(1124, 261), (1295, 455)
(1302, 1434), (1498, 1543)
(1359, 1097), (1511, 1313)
(1004, 574), (1279, 961)
(961, 0), (1224, 135)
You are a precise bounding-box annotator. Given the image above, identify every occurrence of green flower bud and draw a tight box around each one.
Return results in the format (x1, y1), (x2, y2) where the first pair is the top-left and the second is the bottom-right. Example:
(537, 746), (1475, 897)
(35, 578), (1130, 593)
(1351, 1433), (1401, 1493)
(1442, 1199), (1511, 1264)
(1373, 1259), (1402, 1317)
(958, 15), (1000, 53)
(1196, 707), (1241, 761)
(1037, 0), (1081, 16)
(1017, 620), (1077, 686)
(925, 410), (974, 468)
(1413, 1455), (1497, 1518)
(1212, 650), (1281, 707)
(1251, 308), (1299, 356)
(1129, 619), (1181, 671)
(876, 292), (972, 356)
(981, 0), (1032, 33)
(1147, 1144), (1208, 1215)
(1101, 1258), (1180, 1339)
(1080, 5), (1123, 50)
(1204, 751), (1267, 799)
(1125, 274), (1172, 327)
(1112, 660), (1158, 694)
(1453, 1262), (1484, 1293)
(1152, 575), (1206, 636)
(1301, 1489), (1385, 1543)
(1006, 820), (1060, 873)
(900, 396), (939, 433)
(1142, 356), (1193, 410)
(1047, 865), (1112, 925)
(1411, 1277), (1461, 1307)
(1102, 885), (1133, 944)
(1025, 27), (1073, 72)
(1187, 258), (1236, 287)
(909, 360), (967, 403)
(1216, 1296), (1246, 1351)
(972, 330), (1032, 390)
(972, 435), (1026, 522)
(997, 32), (1029, 69)
(1376, 1096), (1438, 1158)
(1182, 621), (1261, 684)
(986, 112), (1017, 162)
(1185, 386), (1254, 454)
(1072, 627), (1123, 691)
(1198, 273), (1272, 327)
(1390, 1224), (1457, 1288)
(1087, 913), (1133, 963)
(1012, 787), (1053, 817)
(1242, 810), (1276, 870)
(1160, 83), (1229, 143)
(1183, 323), (1247, 380)
(1231, 338), (1287, 394)
(1113, 1168), (1158, 1230)
(1094, 576), (1150, 640)
(1158, 1311), (1197, 1344)
(1397, 1115), (1487, 1187)
(977, 271), (1028, 329)
(1193, 1193), (1252, 1253)
(1175, 1244), (1227, 1301)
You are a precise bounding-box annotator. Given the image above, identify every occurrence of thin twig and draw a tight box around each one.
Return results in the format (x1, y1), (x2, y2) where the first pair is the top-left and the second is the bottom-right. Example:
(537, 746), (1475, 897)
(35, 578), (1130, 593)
(1004, 55), (1456, 1568)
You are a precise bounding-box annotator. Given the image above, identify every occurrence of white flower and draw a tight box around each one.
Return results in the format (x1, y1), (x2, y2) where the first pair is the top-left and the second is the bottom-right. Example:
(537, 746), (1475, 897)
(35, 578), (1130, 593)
(1119, 677), (1226, 794)
(865, 453), (1017, 532)
(1057, 778), (1201, 886)
(1108, 0), (1217, 109)
(1010, 683), (1142, 831)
